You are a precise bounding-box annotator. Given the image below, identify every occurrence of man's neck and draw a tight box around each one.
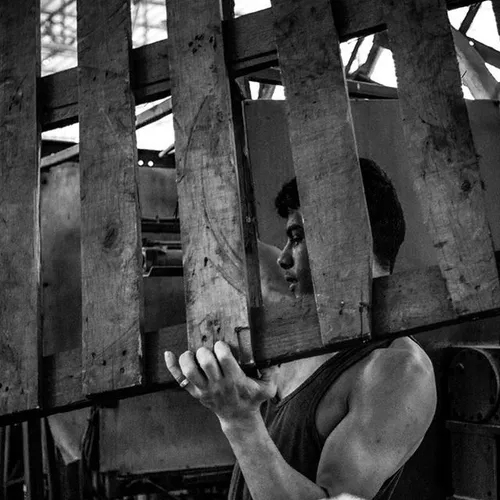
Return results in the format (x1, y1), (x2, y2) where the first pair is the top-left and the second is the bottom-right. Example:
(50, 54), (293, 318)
(275, 352), (337, 400)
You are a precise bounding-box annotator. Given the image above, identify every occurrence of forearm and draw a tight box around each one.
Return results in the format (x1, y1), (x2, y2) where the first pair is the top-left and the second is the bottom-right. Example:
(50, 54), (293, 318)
(220, 413), (328, 500)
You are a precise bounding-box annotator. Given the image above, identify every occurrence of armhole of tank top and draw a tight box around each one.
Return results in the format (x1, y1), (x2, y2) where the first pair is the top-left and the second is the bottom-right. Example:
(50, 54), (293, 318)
(307, 339), (395, 446)
(306, 356), (352, 448)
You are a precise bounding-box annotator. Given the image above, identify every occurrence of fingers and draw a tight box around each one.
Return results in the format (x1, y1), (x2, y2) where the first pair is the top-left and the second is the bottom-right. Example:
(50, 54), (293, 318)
(165, 342), (242, 389)
(164, 351), (199, 396)
(179, 351), (209, 387)
(164, 351), (185, 384)
(196, 347), (223, 382)
(214, 341), (242, 381)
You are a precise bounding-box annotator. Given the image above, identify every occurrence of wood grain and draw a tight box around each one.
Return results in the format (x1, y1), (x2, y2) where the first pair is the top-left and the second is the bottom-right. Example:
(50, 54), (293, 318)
(77, 0), (144, 394)
(384, 0), (500, 315)
(166, 0), (261, 361)
(0, 0), (42, 414)
(271, 0), (373, 346)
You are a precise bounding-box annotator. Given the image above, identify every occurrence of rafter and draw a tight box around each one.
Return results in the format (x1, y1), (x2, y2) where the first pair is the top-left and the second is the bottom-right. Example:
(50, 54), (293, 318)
(459, 3), (481, 33)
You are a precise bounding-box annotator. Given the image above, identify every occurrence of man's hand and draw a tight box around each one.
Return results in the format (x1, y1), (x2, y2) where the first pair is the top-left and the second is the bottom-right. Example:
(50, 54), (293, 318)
(164, 341), (278, 425)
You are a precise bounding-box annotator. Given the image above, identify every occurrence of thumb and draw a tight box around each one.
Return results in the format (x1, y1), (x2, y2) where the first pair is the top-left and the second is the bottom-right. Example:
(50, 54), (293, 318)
(255, 366), (279, 398)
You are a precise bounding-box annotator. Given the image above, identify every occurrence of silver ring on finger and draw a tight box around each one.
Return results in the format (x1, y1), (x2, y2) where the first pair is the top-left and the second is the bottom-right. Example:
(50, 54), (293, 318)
(178, 377), (190, 389)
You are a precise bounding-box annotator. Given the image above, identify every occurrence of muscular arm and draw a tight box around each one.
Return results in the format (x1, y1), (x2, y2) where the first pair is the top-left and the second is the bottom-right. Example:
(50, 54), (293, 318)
(165, 342), (436, 500)
(222, 413), (331, 500)
(316, 347), (437, 499)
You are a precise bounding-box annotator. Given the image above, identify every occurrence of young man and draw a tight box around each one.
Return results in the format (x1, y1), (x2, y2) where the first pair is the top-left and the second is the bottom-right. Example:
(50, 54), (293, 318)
(165, 158), (437, 500)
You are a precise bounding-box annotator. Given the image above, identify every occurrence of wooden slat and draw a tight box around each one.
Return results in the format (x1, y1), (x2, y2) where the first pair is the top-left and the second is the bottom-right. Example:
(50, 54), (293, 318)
(271, 0), (373, 346)
(384, 0), (500, 315)
(166, 0), (261, 361)
(77, 0), (144, 394)
(0, 0), (41, 414)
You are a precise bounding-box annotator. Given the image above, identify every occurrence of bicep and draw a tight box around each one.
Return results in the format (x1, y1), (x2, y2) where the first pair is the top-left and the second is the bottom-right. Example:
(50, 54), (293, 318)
(316, 357), (436, 499)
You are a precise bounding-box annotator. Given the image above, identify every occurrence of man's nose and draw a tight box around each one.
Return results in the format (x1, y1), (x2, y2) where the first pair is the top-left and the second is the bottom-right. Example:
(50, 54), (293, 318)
(278, 249), (293, 270)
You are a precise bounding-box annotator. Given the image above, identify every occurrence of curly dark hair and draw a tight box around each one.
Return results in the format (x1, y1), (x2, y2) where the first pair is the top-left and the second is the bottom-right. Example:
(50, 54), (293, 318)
(274, 158), (406, 273)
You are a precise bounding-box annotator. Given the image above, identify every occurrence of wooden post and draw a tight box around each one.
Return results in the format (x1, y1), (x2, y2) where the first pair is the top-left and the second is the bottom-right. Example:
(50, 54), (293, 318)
(271, 0), (373, 346)
(166, 0), (261, 362)
(77, 0), (144, 394)
(0, 0), (42, 414)
(384, 0), (500, 315)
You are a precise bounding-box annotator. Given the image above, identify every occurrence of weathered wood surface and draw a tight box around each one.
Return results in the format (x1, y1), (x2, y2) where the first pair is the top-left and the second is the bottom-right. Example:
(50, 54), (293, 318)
(166, 0), (261, 360)
(77, 0), (144, 394)
(384, 0), (500, 315)
(0, 0), (42, 415)
(271, 0), (372, 346)
(39, 0), (474, 130)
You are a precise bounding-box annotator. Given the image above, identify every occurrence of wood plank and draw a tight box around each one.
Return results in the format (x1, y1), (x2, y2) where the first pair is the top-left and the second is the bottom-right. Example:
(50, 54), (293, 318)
(0, 0), (42, 415)
(166, 0), (261, 360)
(41, 68), (78, 130)
(248, 68), (398, 99)
(39, 0), (476, 130)
(77, 0), (144, 394)
(384, 0), (500, 315)
(271, 0), (373, 346)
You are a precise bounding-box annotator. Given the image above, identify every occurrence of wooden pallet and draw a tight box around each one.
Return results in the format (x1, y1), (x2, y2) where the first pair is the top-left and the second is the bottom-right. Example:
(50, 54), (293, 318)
(0, 0), (499, 421)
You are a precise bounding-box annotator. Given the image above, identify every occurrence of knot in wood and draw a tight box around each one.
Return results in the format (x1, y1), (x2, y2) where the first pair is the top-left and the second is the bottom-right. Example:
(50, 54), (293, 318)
(460, 179), (471, 193)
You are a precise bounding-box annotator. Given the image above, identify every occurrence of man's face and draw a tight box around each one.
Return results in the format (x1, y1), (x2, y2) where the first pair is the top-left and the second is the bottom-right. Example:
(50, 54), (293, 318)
(277, 210), (314, 297)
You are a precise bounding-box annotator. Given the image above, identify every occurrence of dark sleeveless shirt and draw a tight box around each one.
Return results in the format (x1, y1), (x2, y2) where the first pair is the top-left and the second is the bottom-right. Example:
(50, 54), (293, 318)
(228, 339), (405, 500)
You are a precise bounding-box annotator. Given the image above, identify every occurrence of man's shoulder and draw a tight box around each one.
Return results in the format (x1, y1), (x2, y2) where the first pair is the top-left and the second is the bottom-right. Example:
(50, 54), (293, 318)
(354, 337), (434, 394)
(315, 338), (435, 439)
